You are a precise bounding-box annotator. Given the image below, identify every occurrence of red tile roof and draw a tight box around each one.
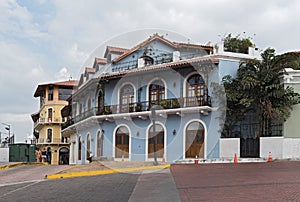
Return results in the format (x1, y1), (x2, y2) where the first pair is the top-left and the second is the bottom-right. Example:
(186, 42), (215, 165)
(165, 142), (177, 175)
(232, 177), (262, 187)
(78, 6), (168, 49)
(85, 67), (96, 74)
(112, 34), (213, 63)
(95, 57), (107, 65)
(34, 80), (78, 97)
(104, 46), (130, 58)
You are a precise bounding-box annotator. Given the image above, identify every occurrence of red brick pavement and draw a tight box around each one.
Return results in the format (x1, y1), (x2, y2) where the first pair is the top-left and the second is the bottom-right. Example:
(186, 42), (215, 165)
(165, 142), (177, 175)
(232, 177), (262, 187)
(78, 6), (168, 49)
(171, 161), (300, 201)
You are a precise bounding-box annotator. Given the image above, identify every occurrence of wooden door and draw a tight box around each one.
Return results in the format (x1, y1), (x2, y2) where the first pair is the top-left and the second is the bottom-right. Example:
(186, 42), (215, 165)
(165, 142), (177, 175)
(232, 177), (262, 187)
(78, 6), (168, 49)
(115, 133), (129, 158)
(185, 129), (204, 158)
(148, 132), (164, 158)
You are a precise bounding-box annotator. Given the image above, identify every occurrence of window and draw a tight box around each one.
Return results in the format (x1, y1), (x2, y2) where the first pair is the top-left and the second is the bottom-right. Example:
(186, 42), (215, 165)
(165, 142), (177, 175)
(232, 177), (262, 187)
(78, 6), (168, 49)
(48, 86), (54, 101)
(149, 80), (165, 104)
(120, 84), (134, 112)
(48, 108), (53, 122)
(186, 74), (206, 106)
(47, 129), (52, 143)
(58, 88), (72, 100)
(97, 91), (104, 114)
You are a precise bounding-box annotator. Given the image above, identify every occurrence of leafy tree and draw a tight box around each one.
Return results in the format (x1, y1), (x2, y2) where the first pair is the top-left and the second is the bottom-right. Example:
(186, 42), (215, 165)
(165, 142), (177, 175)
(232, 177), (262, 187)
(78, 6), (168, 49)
(223, 33), (255, 54)
(222, 48), (300, 137)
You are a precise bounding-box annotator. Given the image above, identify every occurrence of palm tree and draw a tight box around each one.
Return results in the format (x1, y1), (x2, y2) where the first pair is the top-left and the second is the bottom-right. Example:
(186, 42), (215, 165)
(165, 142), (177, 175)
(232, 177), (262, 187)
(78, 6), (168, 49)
(228, 48), (300, 137)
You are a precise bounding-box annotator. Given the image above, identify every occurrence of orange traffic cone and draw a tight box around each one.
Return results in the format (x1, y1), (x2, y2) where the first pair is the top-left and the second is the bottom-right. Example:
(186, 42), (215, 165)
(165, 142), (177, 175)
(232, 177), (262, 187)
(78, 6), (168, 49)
(194, 155), (199, 164)
(268, 152), (273, 162)
(162, 154), (166, 163)
(234, 153), (238, 163)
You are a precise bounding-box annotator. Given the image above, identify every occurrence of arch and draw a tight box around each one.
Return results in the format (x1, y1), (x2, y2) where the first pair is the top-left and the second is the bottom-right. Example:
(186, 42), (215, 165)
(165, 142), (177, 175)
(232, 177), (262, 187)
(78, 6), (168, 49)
(96, 130), (104, 157)
(59, 147), (69, 165)
(46, 128), (52, 143)
(78, 136), (82, 161)
(183, 72), (207, 107)
(47, 108), (53, 122)
(86, 97), (92, 112)
(183, 119), (207, 159)
(146, 122), (167, 160)
(147, 78), (167, 106)
(118, 83), (136, 113)
(96, 90), (104, 114)
(46, 147), (52, 164)
(113, 124), (131, 159)
(86, 133), (91, 158)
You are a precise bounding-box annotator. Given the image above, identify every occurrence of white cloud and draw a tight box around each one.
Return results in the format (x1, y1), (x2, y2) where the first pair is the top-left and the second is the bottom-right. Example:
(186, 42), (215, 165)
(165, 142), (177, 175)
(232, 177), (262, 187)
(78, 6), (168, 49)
(55, 67), (71, 81)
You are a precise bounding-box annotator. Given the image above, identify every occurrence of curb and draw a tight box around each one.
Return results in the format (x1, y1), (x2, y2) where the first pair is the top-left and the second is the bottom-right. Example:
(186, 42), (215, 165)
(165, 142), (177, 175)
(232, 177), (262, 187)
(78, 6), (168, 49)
(0, 162), (49, 170)
(45, 164), (171, 179)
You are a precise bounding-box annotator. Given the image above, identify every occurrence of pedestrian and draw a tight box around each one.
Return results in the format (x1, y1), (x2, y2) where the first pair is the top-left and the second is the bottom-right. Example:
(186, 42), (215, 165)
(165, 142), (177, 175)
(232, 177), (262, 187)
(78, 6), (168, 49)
(87, 151), (93, 163)
(36, 148), (42, 163)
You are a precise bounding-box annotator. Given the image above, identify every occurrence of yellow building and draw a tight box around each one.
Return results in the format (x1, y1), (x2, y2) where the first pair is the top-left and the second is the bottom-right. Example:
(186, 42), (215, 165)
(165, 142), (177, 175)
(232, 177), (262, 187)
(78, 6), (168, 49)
(31, 80), (78, 165)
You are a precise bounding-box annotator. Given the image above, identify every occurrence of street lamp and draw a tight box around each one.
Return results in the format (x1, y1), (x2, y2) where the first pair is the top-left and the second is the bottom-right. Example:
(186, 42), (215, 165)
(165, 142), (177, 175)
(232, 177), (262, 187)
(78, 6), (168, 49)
(150, 106), (158, 166)
(1, 122), (11, 144)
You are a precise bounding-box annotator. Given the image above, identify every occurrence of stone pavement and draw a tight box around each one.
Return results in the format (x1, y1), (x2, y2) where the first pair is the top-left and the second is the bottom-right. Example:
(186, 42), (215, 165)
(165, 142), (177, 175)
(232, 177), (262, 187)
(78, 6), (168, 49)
(171, 161), (300, 201)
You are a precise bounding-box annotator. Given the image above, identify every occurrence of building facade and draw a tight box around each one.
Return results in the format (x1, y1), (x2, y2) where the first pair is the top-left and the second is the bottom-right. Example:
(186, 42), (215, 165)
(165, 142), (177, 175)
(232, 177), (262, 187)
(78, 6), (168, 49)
(62, 34), (260, 164)
(32, 80), (77, 165)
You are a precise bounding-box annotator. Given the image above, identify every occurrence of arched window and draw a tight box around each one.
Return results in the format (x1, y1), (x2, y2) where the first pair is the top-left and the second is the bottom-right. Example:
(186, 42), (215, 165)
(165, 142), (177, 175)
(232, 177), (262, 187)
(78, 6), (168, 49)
(47, 129), (52, 143)
(148, 124), (164, 158)
(120, 84), (134, 113)
(115, 126), (129, 158)
(97, 90), (104, 114)
(185, 121), (204, 158)
(149, 80), (165, 105)
(78, 137), (82, 160)
(48, 108), (53, 122)
(97, 131), (103, 157)
(186, 74), (206, 106)
(87, 98), (92, 112)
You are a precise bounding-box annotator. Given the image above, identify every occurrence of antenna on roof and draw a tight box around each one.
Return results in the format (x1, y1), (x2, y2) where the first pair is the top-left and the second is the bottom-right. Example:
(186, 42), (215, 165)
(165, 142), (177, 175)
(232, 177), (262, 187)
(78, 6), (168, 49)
(69, 76), (73, 81)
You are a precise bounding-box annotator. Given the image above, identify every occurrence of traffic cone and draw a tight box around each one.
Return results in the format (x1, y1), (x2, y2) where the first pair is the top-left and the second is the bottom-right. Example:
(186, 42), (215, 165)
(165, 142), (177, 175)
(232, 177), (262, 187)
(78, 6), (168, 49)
(121, 155), (124, 162)
(162, 154), (166, 163)
(268, 152), (273, 162)
(234, 153), (238, 163)
(194, 155), (199, 164)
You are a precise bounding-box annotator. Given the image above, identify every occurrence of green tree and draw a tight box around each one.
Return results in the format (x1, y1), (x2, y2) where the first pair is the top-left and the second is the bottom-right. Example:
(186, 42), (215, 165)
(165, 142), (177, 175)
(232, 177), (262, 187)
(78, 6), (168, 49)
(223, 48), (300, 137)
(223, 33), (255, 54)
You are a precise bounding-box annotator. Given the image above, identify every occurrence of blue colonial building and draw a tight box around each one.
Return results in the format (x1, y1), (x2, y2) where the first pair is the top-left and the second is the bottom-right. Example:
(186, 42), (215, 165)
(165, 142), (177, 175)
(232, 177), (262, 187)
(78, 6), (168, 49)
(61, 34), (260, 164)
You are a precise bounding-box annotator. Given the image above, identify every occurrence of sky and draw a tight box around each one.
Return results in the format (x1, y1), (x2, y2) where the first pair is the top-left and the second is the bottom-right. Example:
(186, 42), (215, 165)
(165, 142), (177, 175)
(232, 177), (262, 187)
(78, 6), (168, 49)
(0, 0), (300, 143)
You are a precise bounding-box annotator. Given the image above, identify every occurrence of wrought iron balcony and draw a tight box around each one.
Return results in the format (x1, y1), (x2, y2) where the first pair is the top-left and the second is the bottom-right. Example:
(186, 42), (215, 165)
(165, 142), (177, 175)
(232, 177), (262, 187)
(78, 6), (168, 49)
(62, 96), (211, 130)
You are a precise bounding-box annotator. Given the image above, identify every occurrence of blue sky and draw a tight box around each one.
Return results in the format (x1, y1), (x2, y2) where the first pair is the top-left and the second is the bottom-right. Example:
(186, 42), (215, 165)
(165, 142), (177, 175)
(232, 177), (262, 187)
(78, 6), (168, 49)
(1, 0), (300, 142)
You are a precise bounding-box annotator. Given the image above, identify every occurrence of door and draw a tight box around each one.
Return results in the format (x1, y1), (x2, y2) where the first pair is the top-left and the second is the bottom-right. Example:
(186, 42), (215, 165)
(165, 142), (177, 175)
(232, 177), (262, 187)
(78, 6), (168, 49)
(115, 126), (129, 158)
(185, 121), (204, 158)
(148, 124), (164, 158)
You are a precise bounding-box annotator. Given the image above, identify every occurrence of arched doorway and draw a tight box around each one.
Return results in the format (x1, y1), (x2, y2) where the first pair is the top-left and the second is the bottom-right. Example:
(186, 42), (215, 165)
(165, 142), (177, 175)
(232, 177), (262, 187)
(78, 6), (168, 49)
(185, 121), (205, 158)
(148, 124), (164, 158)
(115, 126), (129, 158)
(97, 131), (103, 157)
(78, 137), (82, 160)
(59, 147), (69, 165)
(47, 147), (52, 164)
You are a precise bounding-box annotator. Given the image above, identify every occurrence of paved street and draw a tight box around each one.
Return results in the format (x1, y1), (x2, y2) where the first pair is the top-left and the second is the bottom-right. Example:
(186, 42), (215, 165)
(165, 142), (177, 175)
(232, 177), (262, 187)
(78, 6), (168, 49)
(171, 161), (300, 201)
(1, 161), (300, 201)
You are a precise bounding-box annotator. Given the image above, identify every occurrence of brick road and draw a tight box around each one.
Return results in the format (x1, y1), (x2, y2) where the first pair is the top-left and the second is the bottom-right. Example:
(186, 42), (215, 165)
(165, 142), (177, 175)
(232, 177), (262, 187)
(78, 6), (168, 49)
(171, 161), (300, 201)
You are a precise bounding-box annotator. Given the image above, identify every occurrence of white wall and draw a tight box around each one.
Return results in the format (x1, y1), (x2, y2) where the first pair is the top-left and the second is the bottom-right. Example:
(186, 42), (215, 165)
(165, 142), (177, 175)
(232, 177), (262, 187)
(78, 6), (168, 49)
(219, 138), (240, 158)
(283, 138), (300, 159)
(260, 137), (283, 159)
(0, 148), (9, 162)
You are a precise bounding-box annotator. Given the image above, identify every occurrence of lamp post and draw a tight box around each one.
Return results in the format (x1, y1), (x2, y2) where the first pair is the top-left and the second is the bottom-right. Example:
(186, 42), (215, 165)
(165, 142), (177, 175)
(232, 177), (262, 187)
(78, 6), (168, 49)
(1, 122), (10, 144)
(150, 107), (158, 166)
